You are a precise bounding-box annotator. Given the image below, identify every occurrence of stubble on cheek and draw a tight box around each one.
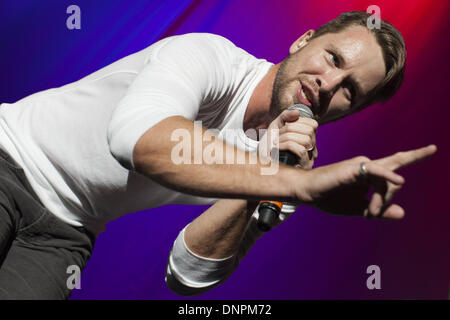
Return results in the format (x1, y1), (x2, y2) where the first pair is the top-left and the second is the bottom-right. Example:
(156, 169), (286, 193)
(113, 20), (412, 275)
(273, 78), (299, 112)
(282, 81), (299, 106)
(270, 59), (300, 114)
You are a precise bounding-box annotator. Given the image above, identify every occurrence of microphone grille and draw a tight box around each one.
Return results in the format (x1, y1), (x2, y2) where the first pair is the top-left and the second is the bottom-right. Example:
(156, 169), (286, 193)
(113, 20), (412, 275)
(288, 104), (314, 119)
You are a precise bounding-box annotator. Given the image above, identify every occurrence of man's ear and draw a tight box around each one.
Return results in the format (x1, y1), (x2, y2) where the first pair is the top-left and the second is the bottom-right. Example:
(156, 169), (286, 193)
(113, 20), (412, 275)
(289, 29), (315, 54)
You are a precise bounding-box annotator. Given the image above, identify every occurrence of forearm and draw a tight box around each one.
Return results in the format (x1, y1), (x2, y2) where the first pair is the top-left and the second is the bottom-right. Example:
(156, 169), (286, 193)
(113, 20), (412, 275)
(166, 199), (262, 296)
(133, 116), (301, 202)
(184, 199), (259, 259)
(165, 200), (293, 296)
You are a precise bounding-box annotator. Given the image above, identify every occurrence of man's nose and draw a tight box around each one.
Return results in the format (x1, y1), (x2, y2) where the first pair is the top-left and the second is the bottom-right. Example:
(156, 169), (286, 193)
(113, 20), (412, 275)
(315, 70), (345, 94)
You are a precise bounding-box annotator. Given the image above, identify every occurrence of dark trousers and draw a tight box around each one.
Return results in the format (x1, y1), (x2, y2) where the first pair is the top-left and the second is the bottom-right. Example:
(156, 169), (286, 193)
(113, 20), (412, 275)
(0, 148), (95, 299)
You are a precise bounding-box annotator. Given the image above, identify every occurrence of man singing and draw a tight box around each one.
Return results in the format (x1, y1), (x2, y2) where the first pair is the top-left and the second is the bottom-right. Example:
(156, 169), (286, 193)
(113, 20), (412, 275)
(0, 11), (435, 299)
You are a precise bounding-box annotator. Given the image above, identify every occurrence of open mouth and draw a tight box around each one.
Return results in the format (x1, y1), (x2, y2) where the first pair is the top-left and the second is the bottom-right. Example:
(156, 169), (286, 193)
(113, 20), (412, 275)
(297, 82), (312, 108)
(296, 81), (322, 120)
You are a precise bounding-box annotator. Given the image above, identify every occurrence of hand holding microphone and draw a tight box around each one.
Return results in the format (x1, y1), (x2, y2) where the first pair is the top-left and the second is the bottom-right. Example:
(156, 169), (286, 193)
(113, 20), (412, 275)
(256, 104), (318, 231)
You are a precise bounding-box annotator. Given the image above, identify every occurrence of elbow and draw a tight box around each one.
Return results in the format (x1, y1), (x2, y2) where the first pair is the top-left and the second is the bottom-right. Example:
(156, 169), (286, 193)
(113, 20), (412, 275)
(165, 262), (220, 297)
(107, 122), (159, 173)
(107, 123), (136, 171)
(164, 227), (238, 296)
(131, 130), (155, 173)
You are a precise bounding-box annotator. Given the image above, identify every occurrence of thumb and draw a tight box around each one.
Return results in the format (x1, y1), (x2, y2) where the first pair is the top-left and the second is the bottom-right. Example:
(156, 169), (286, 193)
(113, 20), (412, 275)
(276, 109), (300, 128)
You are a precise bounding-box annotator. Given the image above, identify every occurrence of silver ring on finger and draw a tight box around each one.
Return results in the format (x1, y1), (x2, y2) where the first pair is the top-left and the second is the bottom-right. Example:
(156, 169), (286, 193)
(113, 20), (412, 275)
(307, 145), (315, 160)
(359, 162), (368, 178)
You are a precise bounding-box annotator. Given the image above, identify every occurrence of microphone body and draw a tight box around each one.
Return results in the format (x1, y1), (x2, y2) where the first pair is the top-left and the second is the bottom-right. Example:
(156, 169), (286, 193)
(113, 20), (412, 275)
(256, 104), (314, 232)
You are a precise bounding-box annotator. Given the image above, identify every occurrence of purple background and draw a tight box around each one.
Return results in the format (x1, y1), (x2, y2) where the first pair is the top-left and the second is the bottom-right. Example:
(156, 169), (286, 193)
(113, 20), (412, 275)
(0, 0), (448, 299)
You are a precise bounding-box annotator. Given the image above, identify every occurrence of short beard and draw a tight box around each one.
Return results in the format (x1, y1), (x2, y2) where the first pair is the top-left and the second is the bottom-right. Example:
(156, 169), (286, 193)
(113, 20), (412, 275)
(269, 54), (295, 117)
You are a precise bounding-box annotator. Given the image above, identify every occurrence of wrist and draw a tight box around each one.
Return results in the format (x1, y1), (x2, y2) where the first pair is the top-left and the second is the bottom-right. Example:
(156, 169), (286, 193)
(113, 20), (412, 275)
(280, 165), (311, 204)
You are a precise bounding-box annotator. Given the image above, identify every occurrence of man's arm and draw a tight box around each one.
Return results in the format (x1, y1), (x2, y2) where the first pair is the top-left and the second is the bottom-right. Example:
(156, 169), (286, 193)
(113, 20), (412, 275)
(164, 199), (257, 296)
(133, 115), (302, 202)
(165, 110), (317, 296)
(165, 199), (297, 296)
(179, 108), (317, 259)
(165, 144), (437, 295)
(184, 199), (258, 259)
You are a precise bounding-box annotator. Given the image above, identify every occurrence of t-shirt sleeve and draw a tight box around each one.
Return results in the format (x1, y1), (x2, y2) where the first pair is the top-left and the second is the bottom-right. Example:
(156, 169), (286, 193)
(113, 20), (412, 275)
(165, 224), (238, 296)
(107, 33), (235, 170)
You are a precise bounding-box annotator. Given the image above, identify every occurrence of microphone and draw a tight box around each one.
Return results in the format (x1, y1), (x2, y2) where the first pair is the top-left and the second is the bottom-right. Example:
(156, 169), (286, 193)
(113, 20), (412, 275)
(256, 104), (314, 232)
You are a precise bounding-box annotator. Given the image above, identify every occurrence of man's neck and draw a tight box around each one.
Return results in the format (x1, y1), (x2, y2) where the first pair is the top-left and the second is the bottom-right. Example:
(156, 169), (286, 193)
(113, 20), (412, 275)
(243, 63), (280, 136)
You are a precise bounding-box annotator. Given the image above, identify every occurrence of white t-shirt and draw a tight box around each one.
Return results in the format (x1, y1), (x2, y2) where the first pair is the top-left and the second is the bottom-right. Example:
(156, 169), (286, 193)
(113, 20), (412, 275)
(0, 33), (273, 235)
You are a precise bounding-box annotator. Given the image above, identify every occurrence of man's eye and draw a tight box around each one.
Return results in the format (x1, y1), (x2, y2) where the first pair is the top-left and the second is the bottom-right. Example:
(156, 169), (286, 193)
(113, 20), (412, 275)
(345, 88), (352, 101)
(344, 84), (354, 102)
(328, 52), (338, 66)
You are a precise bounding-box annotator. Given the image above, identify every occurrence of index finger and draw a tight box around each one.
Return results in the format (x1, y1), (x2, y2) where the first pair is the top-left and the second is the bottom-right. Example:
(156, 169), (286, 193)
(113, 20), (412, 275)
(277, 109), (301, 128)
(364, 161), (405, 185)
(376, 144), (437, 171)
(294, 117), (318, 130)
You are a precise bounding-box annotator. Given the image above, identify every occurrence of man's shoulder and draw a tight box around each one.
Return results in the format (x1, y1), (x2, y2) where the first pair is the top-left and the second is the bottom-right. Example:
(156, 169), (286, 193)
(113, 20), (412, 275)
(145, 32), (250, 71)
(166, 32), (236, 46)
(156, 32), (238, 56)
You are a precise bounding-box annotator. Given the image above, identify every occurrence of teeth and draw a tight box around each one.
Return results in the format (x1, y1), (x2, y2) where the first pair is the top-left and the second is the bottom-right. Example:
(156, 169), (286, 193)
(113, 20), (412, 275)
(300, 88), (308, 100)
